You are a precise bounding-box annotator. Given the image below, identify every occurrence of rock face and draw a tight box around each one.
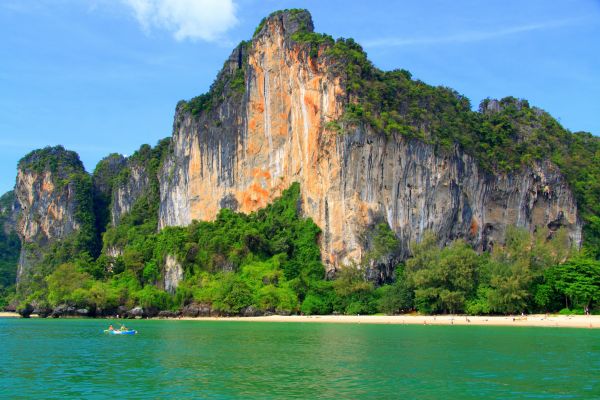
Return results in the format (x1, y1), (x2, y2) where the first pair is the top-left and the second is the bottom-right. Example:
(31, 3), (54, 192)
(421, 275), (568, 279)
(50, 304), (90, 318)
(127, 306), (145, 318)
(157, 10), (581, 274)
(0, 191), (19, 236)
(92, 154), (127, 202)
(92, 153), (127, 232)
(111, 163), (150, 226)
(182, 302), (212, 317)
(14, 147), (89, 283)
(162, 254), (183, 294)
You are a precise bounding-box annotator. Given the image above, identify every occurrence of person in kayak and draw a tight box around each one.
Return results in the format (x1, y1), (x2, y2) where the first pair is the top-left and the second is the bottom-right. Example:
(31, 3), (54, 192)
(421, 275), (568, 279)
(119, 324), (128, 331)
(108, 325), (114, 331)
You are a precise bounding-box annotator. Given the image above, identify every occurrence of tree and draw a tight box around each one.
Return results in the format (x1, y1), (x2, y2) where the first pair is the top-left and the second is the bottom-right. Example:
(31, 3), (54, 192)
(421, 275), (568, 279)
(332, 263), (376, 314)
(485, 228), (535, 314)
(487, 261), (532, 314)
(547, 255), (600, 311)
(486, 227), (575, 314)
(46, 263), (92, 307)
(376, 266), (413, 314)
(405, 234), (480, 314)
(365, 222), (400, 263)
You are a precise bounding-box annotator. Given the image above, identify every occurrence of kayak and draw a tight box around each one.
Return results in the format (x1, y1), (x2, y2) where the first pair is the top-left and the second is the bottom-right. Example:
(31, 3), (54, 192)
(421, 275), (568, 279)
(104, 329), (137, 335)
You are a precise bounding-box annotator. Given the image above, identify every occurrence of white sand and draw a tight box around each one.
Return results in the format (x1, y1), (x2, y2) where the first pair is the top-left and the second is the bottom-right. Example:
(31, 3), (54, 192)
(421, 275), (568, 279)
(0, 312), (20, 318)
(173, 314), (599, 329)
(3, 311), (597, 328)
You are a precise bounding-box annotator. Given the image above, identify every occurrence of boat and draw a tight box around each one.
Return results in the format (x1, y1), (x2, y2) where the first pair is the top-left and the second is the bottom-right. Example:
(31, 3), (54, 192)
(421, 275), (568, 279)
(104, 329), (137, 335)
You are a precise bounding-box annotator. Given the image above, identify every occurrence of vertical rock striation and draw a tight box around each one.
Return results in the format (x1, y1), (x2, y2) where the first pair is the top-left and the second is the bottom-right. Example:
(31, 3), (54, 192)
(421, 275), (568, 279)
(158, 10), (581, 276)
(111, 163), (151, 226)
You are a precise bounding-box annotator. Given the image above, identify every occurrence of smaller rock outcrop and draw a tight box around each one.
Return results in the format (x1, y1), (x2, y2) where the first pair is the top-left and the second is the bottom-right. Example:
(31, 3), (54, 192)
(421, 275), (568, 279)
(163, 254), (183, 294)
(158, 310), (180, 318)
(125, 306), (158, 318)
(126, 306), (144, 318)
(17, 303), (33, 318)
(182, 302), (212, 317)
(241, 306), (263, 317)
(0, 191), (19, 235)
(48, 304), (92, 318)
(14, 146), (96, 291)
(33, 305), (52, 318)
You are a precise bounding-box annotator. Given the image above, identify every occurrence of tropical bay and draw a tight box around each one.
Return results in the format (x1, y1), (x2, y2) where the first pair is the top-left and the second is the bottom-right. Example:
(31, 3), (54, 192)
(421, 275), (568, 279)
(1, 318), (598, 398)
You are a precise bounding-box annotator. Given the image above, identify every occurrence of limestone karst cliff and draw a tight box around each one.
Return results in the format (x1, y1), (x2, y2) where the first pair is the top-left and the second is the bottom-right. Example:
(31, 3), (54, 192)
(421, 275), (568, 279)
(13, 147), (96, 292)
(158, 10), (581, 277)
(111, 160), (151, 227)
(2, 9), (594, 299)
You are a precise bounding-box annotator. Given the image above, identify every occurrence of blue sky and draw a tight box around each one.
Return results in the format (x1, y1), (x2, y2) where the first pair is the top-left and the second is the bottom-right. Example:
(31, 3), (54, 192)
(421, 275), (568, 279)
(0, 0), (599, 194)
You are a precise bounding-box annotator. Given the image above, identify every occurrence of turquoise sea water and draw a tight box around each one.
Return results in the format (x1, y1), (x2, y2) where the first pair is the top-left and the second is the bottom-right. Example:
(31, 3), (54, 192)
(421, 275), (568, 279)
(0, 319), (598, 399)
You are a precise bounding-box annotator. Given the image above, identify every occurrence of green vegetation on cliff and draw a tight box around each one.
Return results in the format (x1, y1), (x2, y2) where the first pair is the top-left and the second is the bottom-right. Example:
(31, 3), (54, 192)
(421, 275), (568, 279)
(15, 147), (98, 302)
(376, 227), (599, 315)
(19, 146), (84, 177)
(12, 177), (600, 317)
(181, 41), (250, 117)
(102, 139), (170, 253)
(92, 153), (126, 238)
(0, 191), (20, 308)
(100, 182), (325, 314)
(20, 182), (326, 315)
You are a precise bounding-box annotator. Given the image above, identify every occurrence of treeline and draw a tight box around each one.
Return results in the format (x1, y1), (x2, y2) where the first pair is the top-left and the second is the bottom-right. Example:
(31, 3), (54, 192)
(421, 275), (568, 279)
(10, 182), (599, 317)
(383, 229), (598, 315)
(0, 192), (20, 309)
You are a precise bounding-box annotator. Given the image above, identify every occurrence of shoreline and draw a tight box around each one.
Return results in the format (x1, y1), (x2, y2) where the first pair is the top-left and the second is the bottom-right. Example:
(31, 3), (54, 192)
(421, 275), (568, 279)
(171, 314), (600, 329)
(0, 312), (21, 318)
(2, 311), (598, 328)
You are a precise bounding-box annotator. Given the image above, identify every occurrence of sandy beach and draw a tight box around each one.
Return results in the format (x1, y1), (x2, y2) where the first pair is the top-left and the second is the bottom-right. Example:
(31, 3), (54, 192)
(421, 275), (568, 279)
(2, 311), (598, 328)
(0, 312), (21, 318)
(173, 314), (599, 329)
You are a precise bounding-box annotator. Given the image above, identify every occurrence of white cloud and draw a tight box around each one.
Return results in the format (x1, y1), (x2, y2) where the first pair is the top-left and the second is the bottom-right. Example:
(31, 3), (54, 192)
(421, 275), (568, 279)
(121, 0), (238, 41)
(363, 19), (581, 48)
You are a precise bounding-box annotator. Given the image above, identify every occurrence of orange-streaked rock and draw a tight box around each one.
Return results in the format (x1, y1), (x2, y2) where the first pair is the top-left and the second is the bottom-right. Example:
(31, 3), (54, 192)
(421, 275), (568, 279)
(158, 11), (582, 276)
